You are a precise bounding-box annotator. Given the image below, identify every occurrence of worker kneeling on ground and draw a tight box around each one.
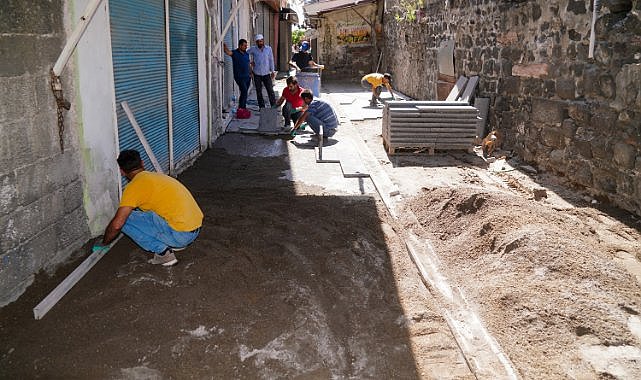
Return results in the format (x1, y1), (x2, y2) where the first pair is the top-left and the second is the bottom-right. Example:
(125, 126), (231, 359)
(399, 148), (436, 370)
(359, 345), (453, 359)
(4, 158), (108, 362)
(361, 72), (396, 107)
(93, 150), (203, 267)
(292, 90), (338, 138)
(274, 75), (306, 129)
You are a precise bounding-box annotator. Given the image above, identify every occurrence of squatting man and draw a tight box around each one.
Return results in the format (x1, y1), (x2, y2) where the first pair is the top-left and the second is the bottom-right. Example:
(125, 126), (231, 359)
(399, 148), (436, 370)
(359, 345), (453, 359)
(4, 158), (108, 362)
(93, 150), (203, 266)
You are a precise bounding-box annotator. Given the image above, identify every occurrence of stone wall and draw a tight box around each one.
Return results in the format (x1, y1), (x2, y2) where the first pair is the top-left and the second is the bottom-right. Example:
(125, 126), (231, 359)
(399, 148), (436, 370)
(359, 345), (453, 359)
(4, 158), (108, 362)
(384, 0), (641, 215)
(0, 0), (90, 306)
(313, 3), (381, 78)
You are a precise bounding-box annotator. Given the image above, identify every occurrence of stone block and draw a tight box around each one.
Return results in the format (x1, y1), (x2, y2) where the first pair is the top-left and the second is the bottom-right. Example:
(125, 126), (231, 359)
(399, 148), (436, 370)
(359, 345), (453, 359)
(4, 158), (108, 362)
(605, 0), (633, 13)
(582, 66), (601, 97)
(561, 118), (577, 137)
(0, 35), (39, 76)
(567, 102), (591, 125)
(589, 106), (618, 130)
(540, 126), (565, 149)
(499, 76), (520, 95)
(0, 172), (18, 217)
(556, 78), (576, 100)
(532, 98), (566, 124)
(0, 0), (63, 35)
(566, 0), (587, 14)
(512, 63), (550, 78)
(613, 142), (637, 169)
(497, 31), (518, 45)
(599, 74), (616, 99)
(53, 206), (90, 253)
(15, 163), (47, 207)
(567, 160), (593, 187)
(615, 63), (641, 110)
(0, 120), (33, 172)
(62, 180), (84, 214)
(0, 76), (38, 123)
(548, 148), (567, 168)
(593, 168), (618, 193)
(0, 247), (35, 306)
(0, 191), (64, 252)
(522, 78), (543, 97)
(574, 140), (593, 159)
(591, 137), (613, 160)
(501, 46), (523, 61)
(568, 29), (583, 41)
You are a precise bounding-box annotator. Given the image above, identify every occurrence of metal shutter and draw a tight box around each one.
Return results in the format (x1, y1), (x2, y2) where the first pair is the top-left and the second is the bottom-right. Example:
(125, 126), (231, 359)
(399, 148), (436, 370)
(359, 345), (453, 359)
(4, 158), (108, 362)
(169, 0), (200, 166)
(110, 0), (170, 172)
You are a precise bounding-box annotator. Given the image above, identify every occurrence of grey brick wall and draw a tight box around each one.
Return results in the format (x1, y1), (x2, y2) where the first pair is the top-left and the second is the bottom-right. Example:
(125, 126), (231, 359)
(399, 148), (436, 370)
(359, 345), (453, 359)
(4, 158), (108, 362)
(0, 0), (90, 306)
(384, 0), (641, 215)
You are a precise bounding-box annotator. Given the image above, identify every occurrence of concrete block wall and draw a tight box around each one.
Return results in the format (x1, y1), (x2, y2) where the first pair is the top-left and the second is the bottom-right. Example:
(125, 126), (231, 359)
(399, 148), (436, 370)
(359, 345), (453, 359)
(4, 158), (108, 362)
(384, 0), (641, 215)
(0, 0), (90, 306)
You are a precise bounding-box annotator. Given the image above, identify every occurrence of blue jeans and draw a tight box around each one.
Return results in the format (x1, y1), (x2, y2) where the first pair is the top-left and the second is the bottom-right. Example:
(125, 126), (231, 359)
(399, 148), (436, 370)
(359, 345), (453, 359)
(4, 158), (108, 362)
(235, 76), (251, 109)
(305, 114), (336, 137)
(122, 210), (200, 254)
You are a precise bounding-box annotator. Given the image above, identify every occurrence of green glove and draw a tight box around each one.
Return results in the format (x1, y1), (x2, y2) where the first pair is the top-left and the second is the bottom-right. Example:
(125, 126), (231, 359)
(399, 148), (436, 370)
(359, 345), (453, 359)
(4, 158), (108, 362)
(92, 243), (108, 253)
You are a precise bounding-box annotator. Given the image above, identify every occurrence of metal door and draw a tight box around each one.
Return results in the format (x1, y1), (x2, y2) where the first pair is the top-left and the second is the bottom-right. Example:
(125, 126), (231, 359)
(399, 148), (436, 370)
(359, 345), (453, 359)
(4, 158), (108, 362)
(169, 0), (200, 166)
(110, 0), (170, 172)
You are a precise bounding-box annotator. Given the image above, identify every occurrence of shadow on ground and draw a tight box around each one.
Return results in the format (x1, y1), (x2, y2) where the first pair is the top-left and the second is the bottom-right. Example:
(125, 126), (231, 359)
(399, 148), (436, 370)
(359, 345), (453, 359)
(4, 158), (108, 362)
(0, 134), (422, 379)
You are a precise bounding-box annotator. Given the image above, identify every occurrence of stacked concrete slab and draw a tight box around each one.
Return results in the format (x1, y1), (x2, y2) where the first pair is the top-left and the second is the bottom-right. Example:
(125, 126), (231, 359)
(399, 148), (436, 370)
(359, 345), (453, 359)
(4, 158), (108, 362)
(382, 75), (480, 154)
(382, 101), (480, 154)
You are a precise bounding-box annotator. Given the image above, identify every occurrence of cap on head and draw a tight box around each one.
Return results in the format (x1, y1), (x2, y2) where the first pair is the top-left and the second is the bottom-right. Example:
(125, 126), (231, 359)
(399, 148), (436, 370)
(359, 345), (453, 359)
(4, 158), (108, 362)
(255, 34), (264, 41)
(301, 41), (310, 51)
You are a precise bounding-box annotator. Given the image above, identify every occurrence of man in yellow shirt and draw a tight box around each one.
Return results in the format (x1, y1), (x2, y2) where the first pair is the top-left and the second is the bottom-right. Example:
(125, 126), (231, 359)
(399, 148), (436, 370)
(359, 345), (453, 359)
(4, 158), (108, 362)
(93, 150), (203, 266)
(361, 72), (396, 107)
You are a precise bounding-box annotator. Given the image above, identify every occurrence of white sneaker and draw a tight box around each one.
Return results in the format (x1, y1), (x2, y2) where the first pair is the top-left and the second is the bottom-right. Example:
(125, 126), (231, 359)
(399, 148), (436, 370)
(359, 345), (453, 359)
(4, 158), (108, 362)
(148, 250), (178, 266)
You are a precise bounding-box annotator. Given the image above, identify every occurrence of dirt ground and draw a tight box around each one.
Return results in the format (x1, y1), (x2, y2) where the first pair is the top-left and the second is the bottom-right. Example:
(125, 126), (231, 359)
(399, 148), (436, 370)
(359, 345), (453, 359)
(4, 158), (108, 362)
(352, 110), (641, 379)
(2, 80), (641, 379)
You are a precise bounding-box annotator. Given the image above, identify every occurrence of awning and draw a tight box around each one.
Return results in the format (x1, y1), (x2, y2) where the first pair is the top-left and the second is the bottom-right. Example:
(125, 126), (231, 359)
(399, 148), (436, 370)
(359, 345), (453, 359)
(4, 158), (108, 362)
(303, 0), (376, 16)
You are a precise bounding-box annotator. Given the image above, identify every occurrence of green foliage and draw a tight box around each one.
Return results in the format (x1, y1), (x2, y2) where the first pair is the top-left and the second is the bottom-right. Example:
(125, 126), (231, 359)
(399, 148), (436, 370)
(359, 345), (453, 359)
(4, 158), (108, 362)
(292, 28), (306, 45)
(395, 0), (422, 23)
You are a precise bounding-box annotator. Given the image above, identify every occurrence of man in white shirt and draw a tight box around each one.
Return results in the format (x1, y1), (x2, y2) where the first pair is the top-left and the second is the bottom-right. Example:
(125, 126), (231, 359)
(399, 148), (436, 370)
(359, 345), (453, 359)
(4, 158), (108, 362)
(248, 34), (276, 108)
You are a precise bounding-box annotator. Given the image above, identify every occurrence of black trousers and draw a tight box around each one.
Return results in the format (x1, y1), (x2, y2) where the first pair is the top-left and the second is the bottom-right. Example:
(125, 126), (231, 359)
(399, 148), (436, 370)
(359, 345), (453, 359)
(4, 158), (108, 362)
(253, 74), (276, 108)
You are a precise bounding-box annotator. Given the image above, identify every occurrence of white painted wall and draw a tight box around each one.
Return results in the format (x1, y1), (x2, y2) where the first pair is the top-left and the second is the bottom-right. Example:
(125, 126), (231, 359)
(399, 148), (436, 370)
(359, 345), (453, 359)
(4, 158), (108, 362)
(71, 0), (120, 235)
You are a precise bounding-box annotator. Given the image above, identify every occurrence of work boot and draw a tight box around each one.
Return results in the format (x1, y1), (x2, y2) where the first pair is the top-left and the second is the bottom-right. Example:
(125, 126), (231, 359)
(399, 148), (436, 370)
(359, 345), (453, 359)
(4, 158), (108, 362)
(148, 249), (178, 266)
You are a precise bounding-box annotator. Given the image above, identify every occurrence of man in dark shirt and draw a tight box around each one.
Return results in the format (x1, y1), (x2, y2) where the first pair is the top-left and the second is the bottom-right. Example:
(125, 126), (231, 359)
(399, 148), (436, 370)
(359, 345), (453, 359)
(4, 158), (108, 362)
(223, 39), (250, 110)
(289, 41), (324, 72)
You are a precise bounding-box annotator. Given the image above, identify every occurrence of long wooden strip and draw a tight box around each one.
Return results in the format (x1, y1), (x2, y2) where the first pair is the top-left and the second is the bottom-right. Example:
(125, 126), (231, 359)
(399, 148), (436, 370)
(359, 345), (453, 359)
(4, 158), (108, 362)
(121, 101), (164, 174)
(33, 236), (122, 319)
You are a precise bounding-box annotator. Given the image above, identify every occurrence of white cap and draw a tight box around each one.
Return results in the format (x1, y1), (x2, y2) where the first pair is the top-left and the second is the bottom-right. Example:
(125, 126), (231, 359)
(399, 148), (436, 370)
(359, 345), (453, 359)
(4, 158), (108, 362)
(255, 34), (264, 41)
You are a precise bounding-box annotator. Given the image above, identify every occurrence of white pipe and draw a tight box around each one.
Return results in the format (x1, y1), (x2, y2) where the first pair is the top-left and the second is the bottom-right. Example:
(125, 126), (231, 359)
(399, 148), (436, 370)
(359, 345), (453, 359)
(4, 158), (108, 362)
(164, 0), (175, 175)
(52, 0), (106, 76)
(589, 0), (600, 58)
(212, 0), (245, 49)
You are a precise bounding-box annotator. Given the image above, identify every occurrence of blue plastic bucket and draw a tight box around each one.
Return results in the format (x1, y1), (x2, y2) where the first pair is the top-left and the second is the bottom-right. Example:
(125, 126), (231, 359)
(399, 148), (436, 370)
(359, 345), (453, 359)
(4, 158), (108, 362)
(297, 72), (321, 97)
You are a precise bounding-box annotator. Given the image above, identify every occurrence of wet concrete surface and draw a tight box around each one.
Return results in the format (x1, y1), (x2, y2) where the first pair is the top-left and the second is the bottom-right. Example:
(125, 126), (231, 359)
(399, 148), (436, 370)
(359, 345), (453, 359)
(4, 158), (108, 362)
(0, 103), (472, 378)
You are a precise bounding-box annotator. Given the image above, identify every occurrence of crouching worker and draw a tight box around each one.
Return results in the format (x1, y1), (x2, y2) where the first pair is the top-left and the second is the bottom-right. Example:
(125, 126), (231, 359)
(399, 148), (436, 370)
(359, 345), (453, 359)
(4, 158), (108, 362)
(361, 72), (396, 107)
(93, 150), (203, 266)
(274, 75), (306, 129)
(292, 90), (339, 138)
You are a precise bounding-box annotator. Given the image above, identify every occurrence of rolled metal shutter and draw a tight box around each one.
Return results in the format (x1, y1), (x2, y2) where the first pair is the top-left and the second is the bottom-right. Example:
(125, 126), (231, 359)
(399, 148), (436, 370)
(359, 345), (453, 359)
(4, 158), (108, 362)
(110, 0), (170, 172)
(169, 0), (200, 166)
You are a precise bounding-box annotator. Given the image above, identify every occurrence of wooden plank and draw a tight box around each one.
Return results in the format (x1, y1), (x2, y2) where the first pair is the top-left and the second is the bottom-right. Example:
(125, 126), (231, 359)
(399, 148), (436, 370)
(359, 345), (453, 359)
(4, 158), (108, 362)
(121, 101), (164, 173)
(33, 236), (122, 319)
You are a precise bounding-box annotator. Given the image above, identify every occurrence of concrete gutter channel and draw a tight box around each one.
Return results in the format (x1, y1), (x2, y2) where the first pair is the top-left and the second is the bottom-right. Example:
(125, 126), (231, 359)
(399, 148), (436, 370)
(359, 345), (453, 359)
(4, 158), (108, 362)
(318, 87), (520, 379)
